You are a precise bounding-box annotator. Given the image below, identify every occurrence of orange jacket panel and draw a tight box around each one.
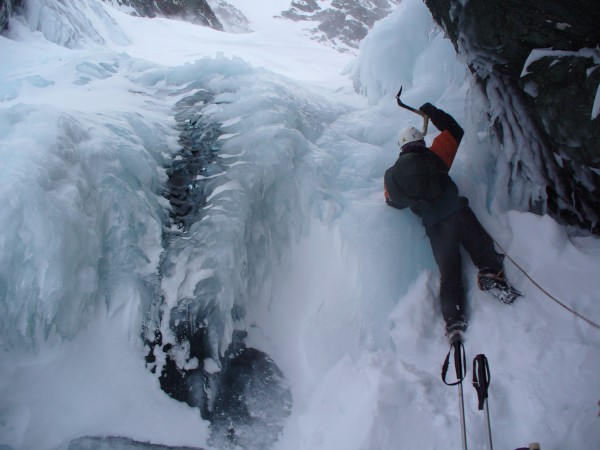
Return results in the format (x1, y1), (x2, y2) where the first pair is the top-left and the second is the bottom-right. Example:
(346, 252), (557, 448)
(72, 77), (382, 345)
(430, 130), (459, 169)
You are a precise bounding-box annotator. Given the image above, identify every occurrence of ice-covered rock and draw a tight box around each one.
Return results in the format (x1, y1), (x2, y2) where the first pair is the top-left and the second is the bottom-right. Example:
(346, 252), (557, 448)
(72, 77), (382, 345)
(0, 0), (19, 32)
(6, 0), (129, 48)
(423, 0), (600, 233)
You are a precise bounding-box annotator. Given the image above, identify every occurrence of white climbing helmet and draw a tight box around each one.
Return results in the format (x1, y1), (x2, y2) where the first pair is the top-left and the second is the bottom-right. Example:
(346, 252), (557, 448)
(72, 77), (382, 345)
(398, 127), (425, 149)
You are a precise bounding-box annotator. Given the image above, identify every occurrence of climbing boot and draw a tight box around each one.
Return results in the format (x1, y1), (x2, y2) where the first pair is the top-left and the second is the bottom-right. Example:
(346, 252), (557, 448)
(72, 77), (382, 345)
(478, 269), (521, 304)
(445, 320), (467, 345)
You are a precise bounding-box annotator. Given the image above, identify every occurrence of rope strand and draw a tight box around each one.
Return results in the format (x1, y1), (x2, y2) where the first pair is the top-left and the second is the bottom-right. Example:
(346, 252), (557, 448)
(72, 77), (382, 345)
(493, 239), (600, 330)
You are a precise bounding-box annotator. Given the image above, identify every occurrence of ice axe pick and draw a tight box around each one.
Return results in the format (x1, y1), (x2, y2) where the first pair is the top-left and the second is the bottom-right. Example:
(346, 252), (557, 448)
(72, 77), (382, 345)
(396, 87), (429, 135)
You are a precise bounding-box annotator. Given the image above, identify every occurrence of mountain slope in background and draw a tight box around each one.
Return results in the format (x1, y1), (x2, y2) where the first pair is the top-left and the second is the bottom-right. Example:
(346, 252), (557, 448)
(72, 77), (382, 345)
(281, 0), (400, 51)
(105, 0), (223, 29)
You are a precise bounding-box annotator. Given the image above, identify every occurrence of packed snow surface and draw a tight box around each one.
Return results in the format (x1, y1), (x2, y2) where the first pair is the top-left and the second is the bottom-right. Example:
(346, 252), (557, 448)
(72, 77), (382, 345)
(1, 0), (599, 449)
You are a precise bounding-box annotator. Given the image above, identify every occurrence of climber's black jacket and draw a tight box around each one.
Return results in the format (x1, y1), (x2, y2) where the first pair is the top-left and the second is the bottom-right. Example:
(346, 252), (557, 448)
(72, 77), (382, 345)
(384, 103), (466, 227)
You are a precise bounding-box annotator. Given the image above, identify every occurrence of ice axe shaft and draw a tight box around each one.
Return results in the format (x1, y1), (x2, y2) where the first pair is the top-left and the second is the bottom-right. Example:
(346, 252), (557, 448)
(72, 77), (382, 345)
(396, 87), (429, 135)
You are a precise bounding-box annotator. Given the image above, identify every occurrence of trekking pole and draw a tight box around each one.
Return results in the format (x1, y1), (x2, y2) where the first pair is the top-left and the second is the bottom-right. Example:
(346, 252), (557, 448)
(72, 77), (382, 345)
(442, 340), (468, 450)
(473, 354), (493, 450)
(396, 87), (429, 135)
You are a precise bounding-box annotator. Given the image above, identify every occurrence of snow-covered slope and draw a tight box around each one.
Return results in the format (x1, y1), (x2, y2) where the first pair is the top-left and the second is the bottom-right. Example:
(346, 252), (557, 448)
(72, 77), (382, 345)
(1, 1), (599, 449)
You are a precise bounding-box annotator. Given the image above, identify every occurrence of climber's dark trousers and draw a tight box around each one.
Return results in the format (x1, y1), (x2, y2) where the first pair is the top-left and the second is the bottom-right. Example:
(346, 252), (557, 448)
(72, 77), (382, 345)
(425, 207), (504, 327)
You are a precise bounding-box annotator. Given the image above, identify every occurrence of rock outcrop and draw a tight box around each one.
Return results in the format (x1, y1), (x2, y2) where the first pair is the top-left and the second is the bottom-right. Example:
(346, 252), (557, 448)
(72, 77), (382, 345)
(424, 0), (600, 233)
(109, 0), (223, 29)
(207, 0), (250, 33)
(282, 0), (399, 51)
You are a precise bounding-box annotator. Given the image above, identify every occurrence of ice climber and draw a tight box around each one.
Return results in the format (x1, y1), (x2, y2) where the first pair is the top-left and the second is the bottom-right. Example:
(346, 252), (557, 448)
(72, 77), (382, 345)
(383, 102), (520, 344)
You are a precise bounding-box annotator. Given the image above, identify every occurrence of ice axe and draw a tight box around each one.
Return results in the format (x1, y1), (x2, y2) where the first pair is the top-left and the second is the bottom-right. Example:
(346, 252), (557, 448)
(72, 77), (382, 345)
(396, 87), (429, 135)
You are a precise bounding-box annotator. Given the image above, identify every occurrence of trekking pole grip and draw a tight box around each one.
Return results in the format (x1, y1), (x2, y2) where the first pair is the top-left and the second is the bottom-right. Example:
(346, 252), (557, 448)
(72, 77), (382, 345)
(472, 354), (491, 410)
(441, 341), (467, 386)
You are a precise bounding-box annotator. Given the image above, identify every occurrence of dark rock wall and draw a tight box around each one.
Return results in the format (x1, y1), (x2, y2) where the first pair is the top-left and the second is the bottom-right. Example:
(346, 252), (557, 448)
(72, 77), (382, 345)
(427, 1), (599, 74)
(424, 0), (600, 233)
